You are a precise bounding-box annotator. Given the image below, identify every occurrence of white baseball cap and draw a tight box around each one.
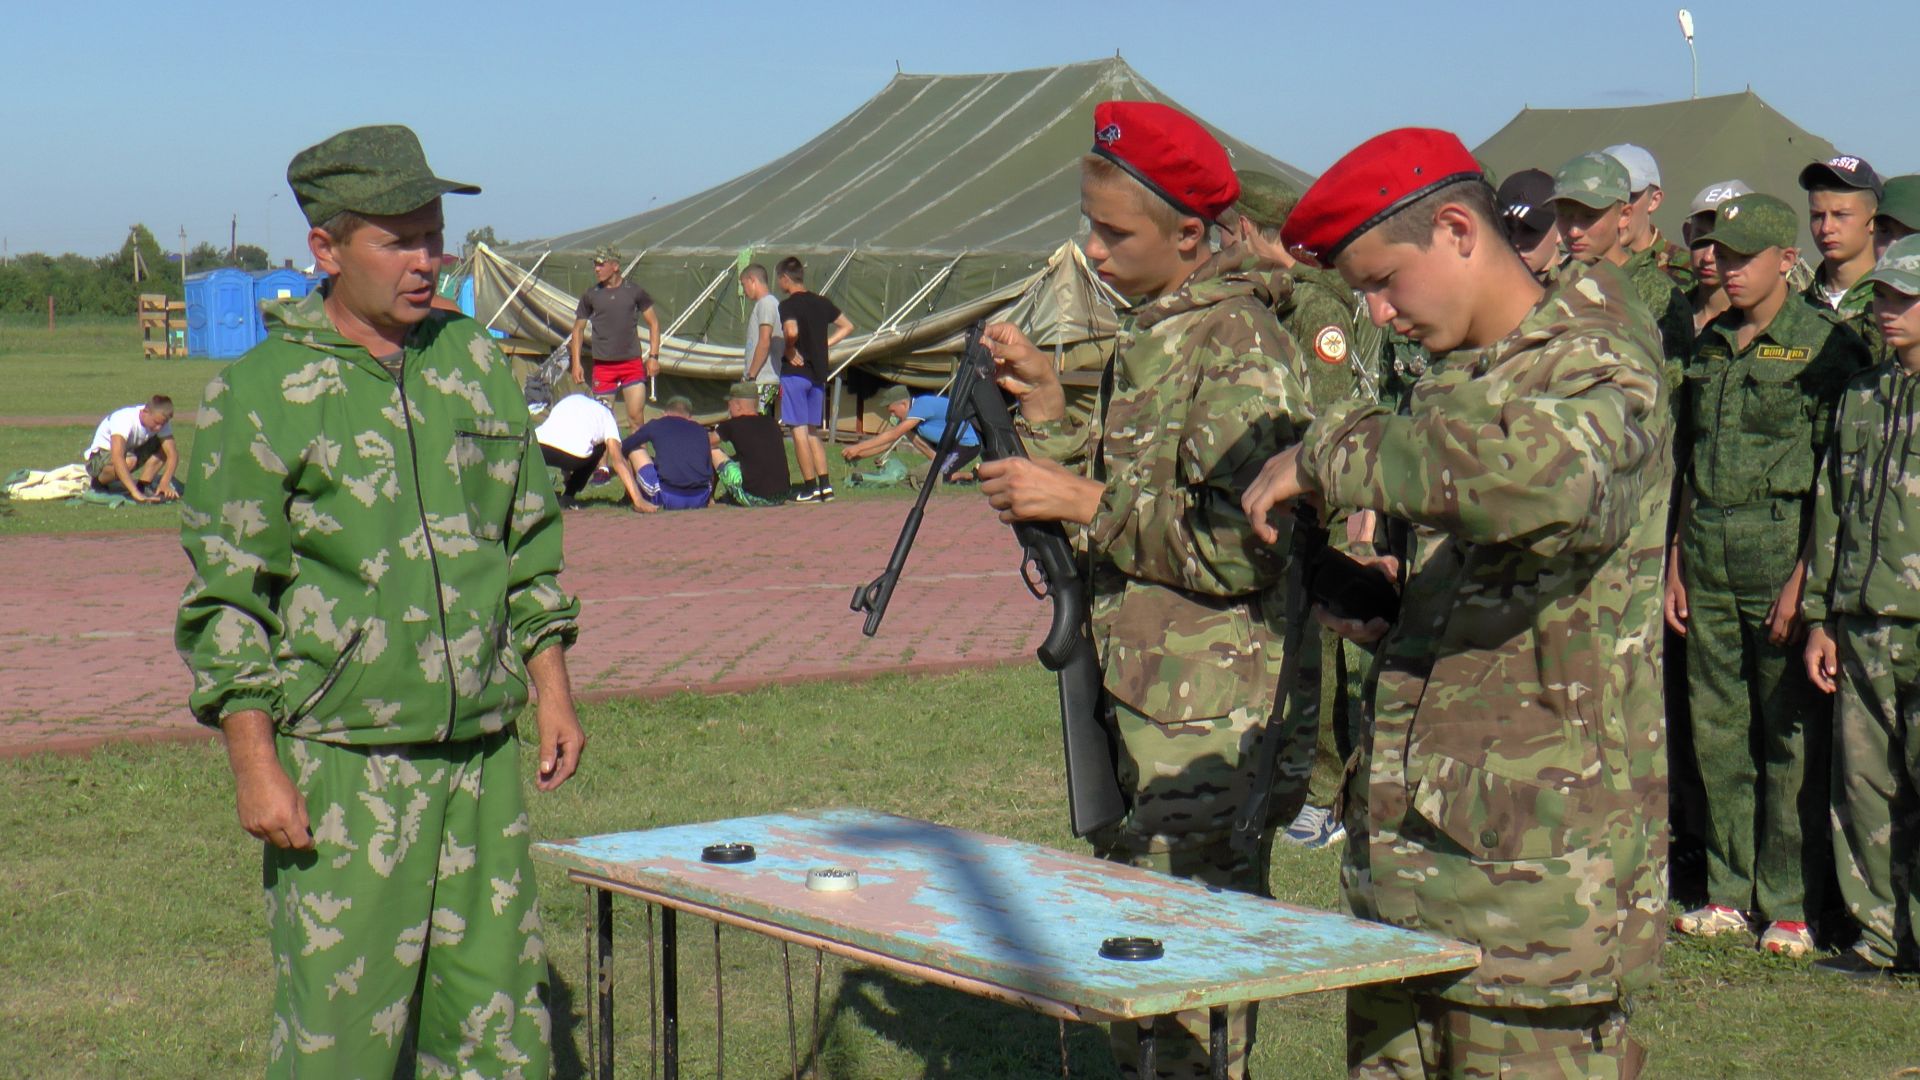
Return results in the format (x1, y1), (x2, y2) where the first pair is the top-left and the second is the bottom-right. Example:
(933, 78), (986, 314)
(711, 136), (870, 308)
(1602, 144), (1661, 192)
(1689, 179), (1754, 216)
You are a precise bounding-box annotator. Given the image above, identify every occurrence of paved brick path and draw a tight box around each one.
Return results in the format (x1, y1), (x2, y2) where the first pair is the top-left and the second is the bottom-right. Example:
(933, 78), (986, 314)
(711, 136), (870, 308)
(0, 495), (1047, 757)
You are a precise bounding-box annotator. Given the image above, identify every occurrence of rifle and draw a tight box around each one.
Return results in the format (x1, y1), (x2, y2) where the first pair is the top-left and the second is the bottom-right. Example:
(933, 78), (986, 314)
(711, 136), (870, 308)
(851, 322), (1127, 836)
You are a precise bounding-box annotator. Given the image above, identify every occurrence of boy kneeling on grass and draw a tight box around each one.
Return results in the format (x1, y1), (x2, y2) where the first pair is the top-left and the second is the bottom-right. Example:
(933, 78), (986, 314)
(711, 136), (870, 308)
(85, 394), (179, 501)
(1803, 233), (1920, 978)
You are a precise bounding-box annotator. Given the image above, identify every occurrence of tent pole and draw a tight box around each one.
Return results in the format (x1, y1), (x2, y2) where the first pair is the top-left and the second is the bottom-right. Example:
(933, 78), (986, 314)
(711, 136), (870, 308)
(484, 247), (553, 331)
(818, 249), (856, 298)
(824, 252), (965, 383)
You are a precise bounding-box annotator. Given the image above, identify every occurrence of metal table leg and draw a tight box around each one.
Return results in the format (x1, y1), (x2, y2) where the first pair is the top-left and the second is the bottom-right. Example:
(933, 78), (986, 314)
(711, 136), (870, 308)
(596, 888), (614, 1080)
(663, 905), (679, 1080)
(1137, 1018), (1156, 1079)
(1209, 1005), (1228, 1080)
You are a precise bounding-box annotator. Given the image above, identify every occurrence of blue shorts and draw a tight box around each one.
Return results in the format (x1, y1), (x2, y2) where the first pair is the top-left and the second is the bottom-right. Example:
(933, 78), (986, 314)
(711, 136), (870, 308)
(779, 375), (824, 428)
(637, 463), (711, 510)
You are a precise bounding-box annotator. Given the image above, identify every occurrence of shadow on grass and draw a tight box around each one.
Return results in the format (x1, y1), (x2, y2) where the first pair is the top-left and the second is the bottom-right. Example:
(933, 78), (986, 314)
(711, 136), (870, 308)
(822, 967), (1111, 1079)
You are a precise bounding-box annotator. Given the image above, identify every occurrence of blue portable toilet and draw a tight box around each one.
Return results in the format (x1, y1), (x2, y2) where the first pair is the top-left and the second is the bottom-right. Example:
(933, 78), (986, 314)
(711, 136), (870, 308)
(184, 269), (258, 359)
(252, 269), (317, 344)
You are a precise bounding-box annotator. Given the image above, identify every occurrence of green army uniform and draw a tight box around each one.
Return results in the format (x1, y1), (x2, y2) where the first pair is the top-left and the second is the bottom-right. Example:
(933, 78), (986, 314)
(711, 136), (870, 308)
(1680, 194), (1873, 926)
(1646, 226), (1697, 294)
(1803, 237), (1920, 970)
(1299, 264), (1674, 1076)
(1804, 269), (1885, 360)
(1620, 242), (1698, 390)
(176, 128), (579, 1079)
(1021, 252), (1315, 1078)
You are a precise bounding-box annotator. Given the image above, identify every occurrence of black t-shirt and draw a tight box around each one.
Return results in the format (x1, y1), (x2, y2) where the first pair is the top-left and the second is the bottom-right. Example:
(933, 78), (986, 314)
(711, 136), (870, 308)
(715, 413), (791, 498)
(778, 291), (842, 386)
(575, 281), (654, 361)
(621, 415), (712, 490)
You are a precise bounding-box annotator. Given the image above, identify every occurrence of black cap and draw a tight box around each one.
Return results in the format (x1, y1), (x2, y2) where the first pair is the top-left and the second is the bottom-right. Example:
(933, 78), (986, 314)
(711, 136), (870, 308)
(1799, 154), (1884, 200)
(1496, 168), (1557, 232)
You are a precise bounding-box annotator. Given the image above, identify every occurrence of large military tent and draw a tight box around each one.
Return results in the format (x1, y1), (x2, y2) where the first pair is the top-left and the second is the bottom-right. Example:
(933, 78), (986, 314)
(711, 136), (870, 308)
(478, 56), (1309, 406)
(1474, 90), (1838, 250)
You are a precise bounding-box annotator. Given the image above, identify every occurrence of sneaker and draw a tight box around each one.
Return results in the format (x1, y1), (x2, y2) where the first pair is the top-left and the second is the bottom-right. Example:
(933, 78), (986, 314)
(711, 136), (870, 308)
(1758, 920), (1815, 958)
(1673, 903), (1748, 937)
(819, 485), (836, 503)
(1813, 942), (1895, 980)
(1282, 804), (1345, 849)
(556, 495), (585, 511)
(793, 487), (821, 503)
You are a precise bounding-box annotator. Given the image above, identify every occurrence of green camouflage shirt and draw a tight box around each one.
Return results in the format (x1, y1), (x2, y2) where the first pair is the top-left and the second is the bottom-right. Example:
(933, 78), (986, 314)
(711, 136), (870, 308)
(1803, 266), (1885, 360)
(1023, 254), (1314, 722)
(1619, 244), (1697, 387)
(1298, 264), (1674, 1009)
(1646, 228), (1696, 294)
(1804, 363), (1920, 625)
(1682, 294), (1872, 511)
(176, 289), (580, 745)
(1278, 266), (1376, 408)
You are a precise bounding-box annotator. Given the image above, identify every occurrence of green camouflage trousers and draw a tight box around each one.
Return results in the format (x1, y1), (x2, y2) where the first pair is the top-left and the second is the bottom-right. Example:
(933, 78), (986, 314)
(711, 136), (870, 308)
(1302, 629), (1371, 808)
(1832, 614), (1920, 968)
(1347, 984), (1641, 1080)
(265, 729), (550, 1079)
(1681, 504), (1831, 921)
(1087, 694), (1308, 1079)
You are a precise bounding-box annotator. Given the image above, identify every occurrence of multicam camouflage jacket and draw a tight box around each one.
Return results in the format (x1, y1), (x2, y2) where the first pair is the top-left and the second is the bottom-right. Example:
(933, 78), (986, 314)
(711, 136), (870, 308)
(176, 288), (580, 745)
(1804, 362), (1920, 625)
(1022, 253), (1314, 723)
(1645, 228), (1696, 294)
(1297, 264), (1674, 1009)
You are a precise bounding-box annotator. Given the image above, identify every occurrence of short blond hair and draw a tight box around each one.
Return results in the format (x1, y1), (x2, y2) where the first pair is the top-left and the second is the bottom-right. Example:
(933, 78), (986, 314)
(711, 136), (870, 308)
(1080, 154), (1185, 236)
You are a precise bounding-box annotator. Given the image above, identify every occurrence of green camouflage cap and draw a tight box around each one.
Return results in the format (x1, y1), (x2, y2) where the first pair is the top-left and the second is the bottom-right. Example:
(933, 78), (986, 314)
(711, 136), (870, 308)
(726, 380), (759, 400)
(1231, 171), (1301, 229)
(1875, 175), (1920, 232)
(287, 125), (479, 227)
(593, 246), (623, 265)
(1698, 192), (1798, 255)
(873, 384), (910, 409)
(1861, 234), (1920, 296)
(1550, 152), (1631, 209)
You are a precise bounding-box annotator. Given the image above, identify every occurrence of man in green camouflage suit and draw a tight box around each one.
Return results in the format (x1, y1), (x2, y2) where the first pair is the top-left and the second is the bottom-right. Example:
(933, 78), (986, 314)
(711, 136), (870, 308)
(1247, 127), (1672, 1077)
(1800, 154), (1886, 359)
(1664, 192), (1873, 958)
(1803, 234), (1920, 976)
(176, 126), (585, 1079)
(1605, 143), (1697, 294)
(978, 101), (1314, 1079)
(1224, 169), (1380, 846)
(1550, 151), (1696, 391)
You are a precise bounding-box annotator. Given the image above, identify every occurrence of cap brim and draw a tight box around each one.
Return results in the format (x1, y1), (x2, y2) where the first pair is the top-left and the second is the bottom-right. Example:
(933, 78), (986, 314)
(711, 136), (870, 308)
(1551, 191), (1622, 210)
(355, 176), (482, 217)
(1799, 163), (1875, 193)
(1696, 229), (1775, 257)
(1862, 269), (1920, 296)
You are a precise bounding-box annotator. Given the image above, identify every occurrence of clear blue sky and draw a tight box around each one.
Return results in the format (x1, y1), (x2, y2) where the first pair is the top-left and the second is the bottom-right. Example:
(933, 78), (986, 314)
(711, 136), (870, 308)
(5, 0), (1913, 266)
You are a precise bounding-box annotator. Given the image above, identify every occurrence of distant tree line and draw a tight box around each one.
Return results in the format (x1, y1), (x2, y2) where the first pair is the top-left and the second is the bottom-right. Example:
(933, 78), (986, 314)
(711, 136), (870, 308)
(0, 225), (270, 316)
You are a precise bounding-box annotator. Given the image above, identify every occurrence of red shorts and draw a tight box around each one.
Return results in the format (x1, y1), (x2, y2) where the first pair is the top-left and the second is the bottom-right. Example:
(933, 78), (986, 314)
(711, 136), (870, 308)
(592, 357), (649, 395)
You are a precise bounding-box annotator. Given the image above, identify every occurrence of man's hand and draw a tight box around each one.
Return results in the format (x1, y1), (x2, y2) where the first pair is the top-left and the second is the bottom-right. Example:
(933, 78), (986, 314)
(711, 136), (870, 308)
(1764, 559), (1809, 646)
(1314, 605), (1392, 646)
(222, 710), (312, 850)
(1345, 508), (1380, 549)
(1241, 446), (1307, 545)
(977, 457), (1103, 525)
(527, 646), (586, 791)
(645, 353), (660, 378)
(570, 365), (586, 387)
(1804, 625), (1839, 694)
(981, 322), (1065, 422)
(1663, 548), (1689, 637)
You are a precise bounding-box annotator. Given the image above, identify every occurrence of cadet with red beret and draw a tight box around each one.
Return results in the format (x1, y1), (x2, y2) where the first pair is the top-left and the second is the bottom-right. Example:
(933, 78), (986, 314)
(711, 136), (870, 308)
(978, 101), (1315, 1079)
(1242, 128), (1674, 1076)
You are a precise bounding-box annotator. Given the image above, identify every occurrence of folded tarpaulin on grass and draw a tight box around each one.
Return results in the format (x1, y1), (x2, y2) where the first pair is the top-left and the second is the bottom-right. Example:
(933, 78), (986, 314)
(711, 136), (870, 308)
(1, 464), (90, 502)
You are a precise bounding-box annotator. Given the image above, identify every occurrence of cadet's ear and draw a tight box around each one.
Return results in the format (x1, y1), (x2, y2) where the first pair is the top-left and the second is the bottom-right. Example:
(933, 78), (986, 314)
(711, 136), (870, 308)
(1645, 188), (1664, 214)
(1175, 214), (1208, 256)
(1779, 247), (1800, 275)
(1434, 201), (1478, 258)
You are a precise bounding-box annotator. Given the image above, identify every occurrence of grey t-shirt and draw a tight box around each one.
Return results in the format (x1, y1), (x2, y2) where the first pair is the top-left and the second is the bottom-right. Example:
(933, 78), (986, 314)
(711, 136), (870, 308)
(575, 281), (654, 361)
(744, 294), (785, 383)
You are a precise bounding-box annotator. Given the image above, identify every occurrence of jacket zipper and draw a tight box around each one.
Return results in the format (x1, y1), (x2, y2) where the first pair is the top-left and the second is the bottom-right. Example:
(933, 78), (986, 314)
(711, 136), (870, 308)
(293, 627), (365, 722)
(1858, 373), (1915, 612)
(394, 360), (460, 740)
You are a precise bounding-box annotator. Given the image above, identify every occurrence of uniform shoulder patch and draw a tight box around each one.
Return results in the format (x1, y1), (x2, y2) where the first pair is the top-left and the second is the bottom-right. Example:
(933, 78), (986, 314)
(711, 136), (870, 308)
(1313, 325), (1349, 365)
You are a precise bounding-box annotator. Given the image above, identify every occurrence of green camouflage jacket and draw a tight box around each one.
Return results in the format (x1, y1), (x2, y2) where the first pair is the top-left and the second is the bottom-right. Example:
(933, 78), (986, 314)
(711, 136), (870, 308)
(1023, 254), (1314, 722)
(1682, 295), (1872, 515)
(176, 289), (580, 745)
(1804, 267), (1884, 360)
(1619, 245), (1697, 388)
(1298, 264), (1674, 1009)
(1279, 266), (1376, 408)
(1646, 228), (1696, 294)
(1805, 363), (1920, 625)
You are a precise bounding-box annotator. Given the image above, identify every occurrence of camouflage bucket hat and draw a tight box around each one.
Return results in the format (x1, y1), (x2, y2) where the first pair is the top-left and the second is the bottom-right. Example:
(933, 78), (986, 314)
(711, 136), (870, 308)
(726, 380), (760, 401)
(1231, 170), (1302, 230)
(288, 124), (479, 227)
(593, 246), (623, 266)
(1699, 192), (1798, 255)
(873, 384), (910, 409)
(1876, 175), (1920, 232)
(1862, 234), (1920, 296)
(1550, 152), (1631, 209)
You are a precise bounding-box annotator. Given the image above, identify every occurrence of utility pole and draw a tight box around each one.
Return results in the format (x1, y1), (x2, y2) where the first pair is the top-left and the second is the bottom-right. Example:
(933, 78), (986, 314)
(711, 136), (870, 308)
(230, 214), (238, 262)
(179, 226), (187, 293)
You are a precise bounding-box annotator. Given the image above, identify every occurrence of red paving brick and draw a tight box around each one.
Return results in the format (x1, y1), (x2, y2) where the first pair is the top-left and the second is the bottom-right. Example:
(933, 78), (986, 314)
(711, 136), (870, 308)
(0, 494), (1048, 757)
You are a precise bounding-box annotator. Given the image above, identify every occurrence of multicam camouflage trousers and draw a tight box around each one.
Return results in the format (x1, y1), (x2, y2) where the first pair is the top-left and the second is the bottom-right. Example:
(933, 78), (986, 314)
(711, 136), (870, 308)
(264, 729), (550, 1079)
(1832, 614), (1920, 969)
(1347, 984), (1642, 1080)
(1088, 695), (1311, 1080)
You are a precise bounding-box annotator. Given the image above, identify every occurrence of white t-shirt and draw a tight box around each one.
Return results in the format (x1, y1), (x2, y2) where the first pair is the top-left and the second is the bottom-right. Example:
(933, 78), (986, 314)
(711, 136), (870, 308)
(86, 404), (170, 457)
(744, 293), (786, 384)
(535, 394), (622, 458)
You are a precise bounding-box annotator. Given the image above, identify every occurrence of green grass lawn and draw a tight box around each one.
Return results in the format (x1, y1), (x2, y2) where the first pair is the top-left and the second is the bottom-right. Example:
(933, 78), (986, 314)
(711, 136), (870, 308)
(2, 666), (1915, 1078)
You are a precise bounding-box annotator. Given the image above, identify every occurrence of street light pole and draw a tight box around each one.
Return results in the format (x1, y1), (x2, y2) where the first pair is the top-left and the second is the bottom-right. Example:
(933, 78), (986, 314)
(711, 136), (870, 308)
(1677, 9), (1698, 99)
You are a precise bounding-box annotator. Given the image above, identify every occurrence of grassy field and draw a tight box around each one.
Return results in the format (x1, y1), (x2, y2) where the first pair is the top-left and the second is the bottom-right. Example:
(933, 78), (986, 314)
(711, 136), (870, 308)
(3, 666), (1916, 1079)
(0, 317), (925, 536)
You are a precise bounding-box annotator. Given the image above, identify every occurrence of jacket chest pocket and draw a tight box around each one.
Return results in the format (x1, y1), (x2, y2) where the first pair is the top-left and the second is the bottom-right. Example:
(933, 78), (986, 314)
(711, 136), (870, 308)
(454, 425), (525, 541)
(1741, 359), (1811, 434)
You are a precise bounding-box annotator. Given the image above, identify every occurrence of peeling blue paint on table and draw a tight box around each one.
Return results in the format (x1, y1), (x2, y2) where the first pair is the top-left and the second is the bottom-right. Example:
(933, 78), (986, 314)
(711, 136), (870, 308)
(536, 808), (1478, 1073)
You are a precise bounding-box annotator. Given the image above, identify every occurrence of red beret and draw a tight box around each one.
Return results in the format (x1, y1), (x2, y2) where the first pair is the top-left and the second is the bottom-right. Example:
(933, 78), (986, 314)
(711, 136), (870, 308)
(1281, 128), (1484, 268)
(1092, 101), (1239, 222)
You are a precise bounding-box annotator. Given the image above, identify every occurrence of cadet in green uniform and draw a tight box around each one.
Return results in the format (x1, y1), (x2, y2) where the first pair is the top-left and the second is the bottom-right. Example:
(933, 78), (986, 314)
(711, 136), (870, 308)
(176, 126), (586, 1078)
(1683, 180), (1753, 335)
(1871, 174), (1920, 261)
(1249, 127), (1673, 1079)
(1665, 192), (1873, 958)
(1803, 234), (1920, 977)
(1225, 169), (1379, 848)
(978, 102), (1315, 1080)
(1800, 154), (1885, 358)
(1551, 151), (1696, 389)
(1606, 143), (1696, 294)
